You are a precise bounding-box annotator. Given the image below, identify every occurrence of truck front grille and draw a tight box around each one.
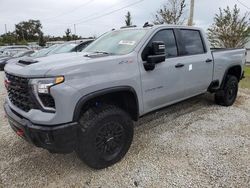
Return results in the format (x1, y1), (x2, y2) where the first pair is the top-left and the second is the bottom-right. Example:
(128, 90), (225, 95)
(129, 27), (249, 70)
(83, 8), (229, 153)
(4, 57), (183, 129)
(5, 73), (39, 112)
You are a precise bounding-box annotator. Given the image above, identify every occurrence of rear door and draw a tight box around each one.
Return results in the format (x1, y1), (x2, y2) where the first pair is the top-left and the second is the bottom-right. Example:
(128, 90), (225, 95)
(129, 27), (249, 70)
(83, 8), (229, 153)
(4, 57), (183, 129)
(174, 29), (213, 97)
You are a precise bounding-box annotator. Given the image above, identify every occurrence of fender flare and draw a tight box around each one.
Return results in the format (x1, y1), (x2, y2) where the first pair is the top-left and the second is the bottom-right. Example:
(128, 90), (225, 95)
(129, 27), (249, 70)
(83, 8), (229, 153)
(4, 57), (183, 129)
(73, 86), (139, 122)
(220, 65), (242, 89)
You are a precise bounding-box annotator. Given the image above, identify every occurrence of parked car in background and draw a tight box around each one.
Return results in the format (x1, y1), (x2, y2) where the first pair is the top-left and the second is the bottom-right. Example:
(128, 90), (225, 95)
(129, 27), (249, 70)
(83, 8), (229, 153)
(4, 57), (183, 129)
(12, 39), (94, 61)
(0, 50), (35, 71)
(29, 44), (60, 59)
(46, 39), (94, 55)
(27, 42), (43, 50)
(71, 39), (94, 52)
(0, 40), (93, 66)
(0, 45), (31, 56)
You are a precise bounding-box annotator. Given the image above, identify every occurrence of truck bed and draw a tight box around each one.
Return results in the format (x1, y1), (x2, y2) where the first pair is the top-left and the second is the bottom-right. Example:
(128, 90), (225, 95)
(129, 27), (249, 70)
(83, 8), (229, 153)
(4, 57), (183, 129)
(211, 48), (246, 84)
(211, 48), (243, 52)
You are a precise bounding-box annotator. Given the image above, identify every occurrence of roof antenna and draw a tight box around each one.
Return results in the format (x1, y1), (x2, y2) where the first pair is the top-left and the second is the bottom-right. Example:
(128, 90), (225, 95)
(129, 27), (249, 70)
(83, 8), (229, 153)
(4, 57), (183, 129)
(143, 22), (154, 28)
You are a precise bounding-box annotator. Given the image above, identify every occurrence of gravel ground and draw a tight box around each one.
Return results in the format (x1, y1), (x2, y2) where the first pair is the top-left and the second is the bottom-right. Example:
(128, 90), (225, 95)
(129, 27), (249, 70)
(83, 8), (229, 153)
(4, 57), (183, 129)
(0, 71), (250, 188)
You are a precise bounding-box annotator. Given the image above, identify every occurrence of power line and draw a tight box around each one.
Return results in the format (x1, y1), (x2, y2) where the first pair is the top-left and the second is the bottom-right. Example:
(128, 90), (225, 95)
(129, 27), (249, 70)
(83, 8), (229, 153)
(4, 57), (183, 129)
(236, 0), (250, 10)
(41, 0), (145, 36)
(42, 0), (94, 22)
(75, 0), (145, 25)
(46, 0), (137, 25)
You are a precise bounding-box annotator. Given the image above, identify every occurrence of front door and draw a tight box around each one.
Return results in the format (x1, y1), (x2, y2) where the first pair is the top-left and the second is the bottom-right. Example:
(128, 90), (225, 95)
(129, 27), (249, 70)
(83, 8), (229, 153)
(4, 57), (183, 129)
(139, 29), (186, 113)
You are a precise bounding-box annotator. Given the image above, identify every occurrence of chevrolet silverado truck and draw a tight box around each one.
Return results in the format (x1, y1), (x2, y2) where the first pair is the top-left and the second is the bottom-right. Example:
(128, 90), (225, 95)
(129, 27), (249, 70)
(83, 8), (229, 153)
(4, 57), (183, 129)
(4, 25), (246, 169)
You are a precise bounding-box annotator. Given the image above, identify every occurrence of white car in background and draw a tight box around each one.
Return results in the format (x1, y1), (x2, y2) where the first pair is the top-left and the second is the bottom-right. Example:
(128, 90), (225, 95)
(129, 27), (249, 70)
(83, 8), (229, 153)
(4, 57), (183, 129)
(0, 45), (31, 56)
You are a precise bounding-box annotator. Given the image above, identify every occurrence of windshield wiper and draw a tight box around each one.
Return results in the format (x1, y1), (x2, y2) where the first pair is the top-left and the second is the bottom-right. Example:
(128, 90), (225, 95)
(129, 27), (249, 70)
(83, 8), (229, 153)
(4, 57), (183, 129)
(84, 51), (115, 57)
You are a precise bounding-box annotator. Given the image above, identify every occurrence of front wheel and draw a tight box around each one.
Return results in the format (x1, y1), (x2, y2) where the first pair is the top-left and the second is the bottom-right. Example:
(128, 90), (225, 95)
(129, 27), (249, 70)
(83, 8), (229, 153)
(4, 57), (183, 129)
(215, 75), (239, 106)
(76, 105), (134, 169)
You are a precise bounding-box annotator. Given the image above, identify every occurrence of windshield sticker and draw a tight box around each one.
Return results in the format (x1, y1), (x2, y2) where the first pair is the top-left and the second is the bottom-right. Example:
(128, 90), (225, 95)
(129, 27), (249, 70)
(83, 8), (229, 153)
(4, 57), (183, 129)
(119, 40), (136, 46)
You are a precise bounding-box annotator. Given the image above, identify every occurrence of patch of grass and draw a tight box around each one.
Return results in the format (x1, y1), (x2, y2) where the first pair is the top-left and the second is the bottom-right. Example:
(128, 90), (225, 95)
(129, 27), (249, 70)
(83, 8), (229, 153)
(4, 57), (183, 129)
(240, 65), (250, 89)
(244, 65), (250, 76)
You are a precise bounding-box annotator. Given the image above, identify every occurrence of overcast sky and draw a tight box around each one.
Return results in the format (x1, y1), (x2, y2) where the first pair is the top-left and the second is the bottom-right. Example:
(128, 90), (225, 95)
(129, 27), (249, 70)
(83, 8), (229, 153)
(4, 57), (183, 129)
(0, 0), (249, 37)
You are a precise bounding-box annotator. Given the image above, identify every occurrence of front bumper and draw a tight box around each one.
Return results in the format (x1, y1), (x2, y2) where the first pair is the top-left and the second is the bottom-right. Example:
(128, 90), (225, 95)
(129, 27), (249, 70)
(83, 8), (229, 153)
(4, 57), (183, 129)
(4, 102), (79, 154)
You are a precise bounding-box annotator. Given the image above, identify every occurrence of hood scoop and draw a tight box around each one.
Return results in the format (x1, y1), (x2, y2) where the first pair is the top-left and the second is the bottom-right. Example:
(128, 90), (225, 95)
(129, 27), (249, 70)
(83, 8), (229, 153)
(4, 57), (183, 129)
(18, 59), (39, 65)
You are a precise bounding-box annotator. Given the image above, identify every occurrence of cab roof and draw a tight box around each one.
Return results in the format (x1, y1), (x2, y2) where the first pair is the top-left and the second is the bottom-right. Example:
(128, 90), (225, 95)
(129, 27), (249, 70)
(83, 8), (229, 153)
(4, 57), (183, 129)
(118, 24), (202, 31)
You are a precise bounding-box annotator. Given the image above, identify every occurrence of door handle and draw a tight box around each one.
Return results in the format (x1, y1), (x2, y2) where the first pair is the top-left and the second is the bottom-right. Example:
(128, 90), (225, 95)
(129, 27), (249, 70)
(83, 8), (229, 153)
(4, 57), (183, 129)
(175, 63), (184, 68)
(205, 58), (213, 63)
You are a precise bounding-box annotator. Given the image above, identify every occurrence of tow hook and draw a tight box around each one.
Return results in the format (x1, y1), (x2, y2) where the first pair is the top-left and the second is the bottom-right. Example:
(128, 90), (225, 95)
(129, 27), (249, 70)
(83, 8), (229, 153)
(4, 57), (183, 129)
(16, 129), (24, 137)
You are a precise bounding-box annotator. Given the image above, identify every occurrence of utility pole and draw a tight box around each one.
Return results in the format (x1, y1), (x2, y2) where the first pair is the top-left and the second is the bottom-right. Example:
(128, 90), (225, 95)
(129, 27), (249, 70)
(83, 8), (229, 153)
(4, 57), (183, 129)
(74, 24), (77, 41)
(188, 0), (195, 26)
(4, 24), (7, 34)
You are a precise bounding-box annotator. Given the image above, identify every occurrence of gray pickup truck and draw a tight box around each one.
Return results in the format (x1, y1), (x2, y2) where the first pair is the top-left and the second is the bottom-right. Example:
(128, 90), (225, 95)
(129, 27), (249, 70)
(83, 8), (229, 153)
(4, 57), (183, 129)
(4, 25), (246, 169)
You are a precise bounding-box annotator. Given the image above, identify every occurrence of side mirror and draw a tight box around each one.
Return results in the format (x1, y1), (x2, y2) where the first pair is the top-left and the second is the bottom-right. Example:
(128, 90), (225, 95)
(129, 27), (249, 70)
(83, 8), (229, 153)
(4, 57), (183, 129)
(152, 41), (166, 55)
(144, 41), (166, 71)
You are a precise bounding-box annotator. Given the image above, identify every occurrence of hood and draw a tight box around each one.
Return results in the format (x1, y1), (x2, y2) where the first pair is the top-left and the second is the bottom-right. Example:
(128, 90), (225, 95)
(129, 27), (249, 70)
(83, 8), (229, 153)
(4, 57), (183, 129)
(4, 52), (117, 77)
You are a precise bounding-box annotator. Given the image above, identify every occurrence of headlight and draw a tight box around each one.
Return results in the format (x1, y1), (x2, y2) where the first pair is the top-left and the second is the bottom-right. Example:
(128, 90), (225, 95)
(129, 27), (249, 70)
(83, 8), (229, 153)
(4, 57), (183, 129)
(30, 76), (64, 94)
(29, 76), (64, 112)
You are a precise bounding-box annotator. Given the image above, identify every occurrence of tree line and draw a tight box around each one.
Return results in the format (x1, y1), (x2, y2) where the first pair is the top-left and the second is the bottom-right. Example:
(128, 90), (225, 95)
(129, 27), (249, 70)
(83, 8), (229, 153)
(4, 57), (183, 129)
(1, 0), (250, 48)
(0, 20), (88, 46)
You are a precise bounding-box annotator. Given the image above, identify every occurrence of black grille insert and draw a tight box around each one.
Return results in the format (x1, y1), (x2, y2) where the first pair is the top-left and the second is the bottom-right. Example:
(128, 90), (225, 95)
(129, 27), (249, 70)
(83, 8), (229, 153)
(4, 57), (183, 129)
(6, 73), (39, 112)
(39, 94), (55, 109)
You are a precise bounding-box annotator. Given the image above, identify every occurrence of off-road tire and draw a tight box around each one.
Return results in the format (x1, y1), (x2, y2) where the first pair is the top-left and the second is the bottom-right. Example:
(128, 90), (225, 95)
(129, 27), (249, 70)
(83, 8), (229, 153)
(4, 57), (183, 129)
(76, 104), (134, 169)
(215, 75), (239, 106)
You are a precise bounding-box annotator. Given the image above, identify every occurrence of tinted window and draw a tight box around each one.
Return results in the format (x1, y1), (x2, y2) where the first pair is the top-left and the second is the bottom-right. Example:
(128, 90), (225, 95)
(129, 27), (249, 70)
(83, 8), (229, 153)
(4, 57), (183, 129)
(180, 30), (205, 55)
(76, 41), (93, 52)
(142, 30), (178, 60)
(50, 43), (78, 54)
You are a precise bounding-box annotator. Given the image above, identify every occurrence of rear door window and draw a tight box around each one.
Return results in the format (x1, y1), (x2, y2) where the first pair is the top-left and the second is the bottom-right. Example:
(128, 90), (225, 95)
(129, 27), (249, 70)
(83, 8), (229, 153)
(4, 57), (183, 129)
(180, 29), (205, 55)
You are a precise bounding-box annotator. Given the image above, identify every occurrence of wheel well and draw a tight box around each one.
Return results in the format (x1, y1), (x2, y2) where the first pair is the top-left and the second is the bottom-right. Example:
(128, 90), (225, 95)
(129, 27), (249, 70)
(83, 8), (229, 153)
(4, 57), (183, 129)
(74, 89), (139, 122)
(227, 66), (242, 81)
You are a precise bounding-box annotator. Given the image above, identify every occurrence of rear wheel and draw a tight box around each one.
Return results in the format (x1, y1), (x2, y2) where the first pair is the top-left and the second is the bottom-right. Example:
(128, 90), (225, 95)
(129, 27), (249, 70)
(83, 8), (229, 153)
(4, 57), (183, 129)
(215, 75), (238, 106)
(76, 104), (134, 169)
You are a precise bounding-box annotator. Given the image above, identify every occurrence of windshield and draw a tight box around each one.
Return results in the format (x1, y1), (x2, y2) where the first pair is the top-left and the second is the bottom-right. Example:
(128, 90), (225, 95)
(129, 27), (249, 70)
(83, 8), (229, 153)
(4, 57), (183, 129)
(30, 45), (59, 58)
(48, 43), (78, 55)
(83, 29), (148, 55)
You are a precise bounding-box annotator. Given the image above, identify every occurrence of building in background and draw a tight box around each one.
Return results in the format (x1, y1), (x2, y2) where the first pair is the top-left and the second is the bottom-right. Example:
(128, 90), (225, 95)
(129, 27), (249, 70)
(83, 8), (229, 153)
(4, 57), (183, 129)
(246, 39), (250, 64)
(27, 42), (42, 50)
(46, 41), (65, 48)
